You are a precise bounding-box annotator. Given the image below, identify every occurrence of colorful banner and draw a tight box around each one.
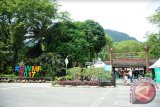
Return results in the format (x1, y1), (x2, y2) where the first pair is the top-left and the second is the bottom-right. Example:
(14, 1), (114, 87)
(14, 65), (42, 78)
(154, 68), (160, 83)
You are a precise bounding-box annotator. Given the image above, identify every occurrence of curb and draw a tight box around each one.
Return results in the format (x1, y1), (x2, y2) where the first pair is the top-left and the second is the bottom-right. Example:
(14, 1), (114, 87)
(52, 85), (115, 88)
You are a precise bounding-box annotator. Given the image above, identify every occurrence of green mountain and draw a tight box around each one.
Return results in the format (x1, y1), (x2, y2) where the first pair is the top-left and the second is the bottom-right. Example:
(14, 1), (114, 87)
(104, 29), (137, 42)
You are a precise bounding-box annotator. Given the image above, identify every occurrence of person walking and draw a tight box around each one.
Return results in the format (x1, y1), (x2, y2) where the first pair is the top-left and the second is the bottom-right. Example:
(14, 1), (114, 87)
(124, 73), (127, 84)
(122, 69), (127, 84)
(129, 68), (133, 83)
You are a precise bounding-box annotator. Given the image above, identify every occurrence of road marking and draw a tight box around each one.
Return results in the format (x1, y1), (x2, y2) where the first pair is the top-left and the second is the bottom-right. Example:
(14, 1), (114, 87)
(89, 93), (106, 107)
(116, 95), (129, 99)
(114, 101), (132, 106)
(89, 89), (112, 107)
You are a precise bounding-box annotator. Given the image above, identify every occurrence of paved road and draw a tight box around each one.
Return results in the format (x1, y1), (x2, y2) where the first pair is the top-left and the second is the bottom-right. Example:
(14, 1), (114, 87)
(0, 83), (160, 107)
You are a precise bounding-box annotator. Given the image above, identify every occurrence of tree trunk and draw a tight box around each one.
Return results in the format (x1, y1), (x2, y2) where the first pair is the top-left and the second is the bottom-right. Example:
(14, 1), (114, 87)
(0, 62), (4, 72)
(13, 48), (18, 66)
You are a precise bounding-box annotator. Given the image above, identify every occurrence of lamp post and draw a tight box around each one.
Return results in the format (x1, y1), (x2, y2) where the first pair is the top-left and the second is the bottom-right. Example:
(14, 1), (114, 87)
(144, 46), (149, 72)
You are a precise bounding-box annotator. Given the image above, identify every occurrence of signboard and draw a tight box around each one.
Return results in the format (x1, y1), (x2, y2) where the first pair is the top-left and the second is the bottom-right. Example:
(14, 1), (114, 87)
(114, 52), (143, 59)
(65, 57), (69, 68)
(154, 68), (160, 83)
(104, 65), (112, 72)
(14, 65), (42, 78)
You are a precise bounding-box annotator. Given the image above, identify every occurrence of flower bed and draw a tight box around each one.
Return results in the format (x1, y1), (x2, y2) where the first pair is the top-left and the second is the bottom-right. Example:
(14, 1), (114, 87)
(58, 80), (112, 86)
(0, 77), (51, 83)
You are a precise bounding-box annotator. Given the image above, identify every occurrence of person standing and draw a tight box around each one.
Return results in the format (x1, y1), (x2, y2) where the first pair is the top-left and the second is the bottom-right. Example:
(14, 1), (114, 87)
(129, 68), (133, 83)
(124, 73), (128, 84)
(121, 68), (126, 83)
(121, 68), (128, 84)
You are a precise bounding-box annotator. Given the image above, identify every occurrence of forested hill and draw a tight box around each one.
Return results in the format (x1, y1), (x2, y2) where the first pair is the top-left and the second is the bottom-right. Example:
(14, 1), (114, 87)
(104, 29), (138, 42)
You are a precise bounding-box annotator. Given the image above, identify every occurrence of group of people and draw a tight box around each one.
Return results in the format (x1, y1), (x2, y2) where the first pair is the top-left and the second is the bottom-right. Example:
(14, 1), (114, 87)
(119, 68), (133, 84)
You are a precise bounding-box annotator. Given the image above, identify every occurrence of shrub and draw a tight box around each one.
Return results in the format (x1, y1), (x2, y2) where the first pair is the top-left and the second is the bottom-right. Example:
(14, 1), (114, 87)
(5, 66), (13, 74)
(0, 74), (18, 78)
(145, 72), (152, 78)
(65, 75), (73, 80)
(59, 81), (100, 86)
(66, 67), (112, 81)
(54, 76), (61, 81)
(58, 80), (112, 86)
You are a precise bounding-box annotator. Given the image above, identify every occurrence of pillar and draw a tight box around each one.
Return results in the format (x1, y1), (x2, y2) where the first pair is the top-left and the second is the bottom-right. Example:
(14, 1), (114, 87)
(144, 46), (149, 72)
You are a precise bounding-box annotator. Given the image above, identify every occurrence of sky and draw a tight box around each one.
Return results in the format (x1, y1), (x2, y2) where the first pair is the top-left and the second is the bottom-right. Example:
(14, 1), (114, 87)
(57, 0), (160, 42)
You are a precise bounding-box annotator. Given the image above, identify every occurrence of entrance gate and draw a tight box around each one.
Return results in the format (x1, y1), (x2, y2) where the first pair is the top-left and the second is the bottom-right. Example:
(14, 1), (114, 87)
(109, 47), (150, 84)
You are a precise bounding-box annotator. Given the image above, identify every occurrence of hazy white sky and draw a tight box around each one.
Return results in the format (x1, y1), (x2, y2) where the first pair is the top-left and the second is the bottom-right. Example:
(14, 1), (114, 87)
(58, 0), (160, 42)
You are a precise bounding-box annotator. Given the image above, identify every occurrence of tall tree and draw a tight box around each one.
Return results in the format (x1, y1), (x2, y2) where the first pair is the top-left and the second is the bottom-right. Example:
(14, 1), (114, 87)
(146, 33), (160, 59)
(0, 0), (59, 71)
(146, 6), (160, 58)
(149, 7), (160, 27)
(99, 35), (113, 60)
(46, 21), (90, 67)
(83, 20), (106, 61)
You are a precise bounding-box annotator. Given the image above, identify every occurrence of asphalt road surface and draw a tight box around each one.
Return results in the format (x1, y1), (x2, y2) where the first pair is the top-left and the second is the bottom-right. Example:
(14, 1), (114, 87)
(0, 83), (160, 107)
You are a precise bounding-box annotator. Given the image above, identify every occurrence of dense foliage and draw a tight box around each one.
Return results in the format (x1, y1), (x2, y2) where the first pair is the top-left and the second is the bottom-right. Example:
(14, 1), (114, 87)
(113, 40), (143, 53)
(66, 67), (112, 81)
(146, 7), (160, 59)
(146, 33), (160, 59)
(99, 35), (113, 60)
(0, 0), (107, 79)
(1, 0), (159, 79)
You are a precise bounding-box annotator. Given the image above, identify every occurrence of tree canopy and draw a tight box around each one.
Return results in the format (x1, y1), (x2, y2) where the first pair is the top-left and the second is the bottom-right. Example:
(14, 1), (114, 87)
(0, 0), (59, 67)
(146, 6), (160, 59)
(0, 0), (108, 78)
(99, 35), (113, 60)
(113, 40), (143, 53)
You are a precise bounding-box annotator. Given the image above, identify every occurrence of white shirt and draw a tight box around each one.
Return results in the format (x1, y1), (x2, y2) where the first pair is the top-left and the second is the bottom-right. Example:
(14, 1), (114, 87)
(129, 70), (132, 76)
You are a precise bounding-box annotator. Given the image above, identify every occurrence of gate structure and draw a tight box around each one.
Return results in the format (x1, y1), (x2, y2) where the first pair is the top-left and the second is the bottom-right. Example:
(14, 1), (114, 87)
(109, 46), (154, 76)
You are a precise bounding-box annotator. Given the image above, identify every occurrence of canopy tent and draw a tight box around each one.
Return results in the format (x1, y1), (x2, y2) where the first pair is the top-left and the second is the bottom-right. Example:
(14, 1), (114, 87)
(149, 58), (160, 68)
